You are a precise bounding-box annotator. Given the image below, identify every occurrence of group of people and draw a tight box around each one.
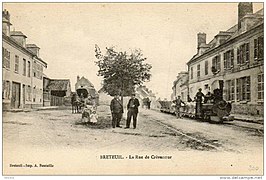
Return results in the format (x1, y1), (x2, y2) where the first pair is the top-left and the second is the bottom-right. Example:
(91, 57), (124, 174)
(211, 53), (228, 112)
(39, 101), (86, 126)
(173, 88), (214, 118)
(110, 93), (140, 129)
(71, 92), (98, 124)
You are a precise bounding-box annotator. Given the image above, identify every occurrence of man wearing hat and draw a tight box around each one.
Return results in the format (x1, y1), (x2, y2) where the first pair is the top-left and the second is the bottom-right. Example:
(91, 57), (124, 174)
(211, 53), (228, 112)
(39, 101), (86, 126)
(195, 88), (205, 117)
(110, 93), (123, 128)
(173, 95), (185, 118)
(125, 93), (140, 129)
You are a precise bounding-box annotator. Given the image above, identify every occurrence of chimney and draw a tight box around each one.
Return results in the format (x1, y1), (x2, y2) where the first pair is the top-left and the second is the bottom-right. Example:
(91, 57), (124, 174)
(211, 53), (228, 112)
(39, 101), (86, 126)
(10, 31), (27, 47)
(2, 9), (12, 36)
(77, 75), (80, 82)
(197, 32), (206, 48)
(26, 44), (40, 56)
(197, 33), (209, 55)
(238, 2), (253, 29)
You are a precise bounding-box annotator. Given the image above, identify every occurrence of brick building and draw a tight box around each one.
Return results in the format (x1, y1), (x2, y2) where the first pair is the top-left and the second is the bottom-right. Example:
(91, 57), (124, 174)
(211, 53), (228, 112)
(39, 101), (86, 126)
(187, 3), (263, 116)
(2, 9), (47, 110)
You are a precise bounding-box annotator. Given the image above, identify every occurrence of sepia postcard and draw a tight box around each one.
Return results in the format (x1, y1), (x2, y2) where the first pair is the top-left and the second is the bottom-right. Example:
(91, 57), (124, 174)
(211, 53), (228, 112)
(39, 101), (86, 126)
(2, 2), (264, 177)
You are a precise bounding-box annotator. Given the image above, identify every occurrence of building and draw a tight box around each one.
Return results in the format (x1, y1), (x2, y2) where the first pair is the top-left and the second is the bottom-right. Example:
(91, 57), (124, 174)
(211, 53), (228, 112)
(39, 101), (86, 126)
(43, 77), (71, 106)
(171, 71), (189, 101)
(2, 9), (47, 110)
(75, 75), (99, 104)
(187, 3), (263, 116)
(135, 85), (157, 108)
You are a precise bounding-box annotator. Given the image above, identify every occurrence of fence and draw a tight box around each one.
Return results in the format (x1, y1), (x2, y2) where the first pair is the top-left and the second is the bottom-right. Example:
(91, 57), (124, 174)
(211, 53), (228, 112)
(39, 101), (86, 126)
(50, 95), (64, 106)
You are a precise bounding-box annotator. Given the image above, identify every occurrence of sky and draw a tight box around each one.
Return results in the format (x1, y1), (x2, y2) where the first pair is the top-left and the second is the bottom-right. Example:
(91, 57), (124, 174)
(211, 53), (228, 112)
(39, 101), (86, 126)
(3, 2), (263, 99)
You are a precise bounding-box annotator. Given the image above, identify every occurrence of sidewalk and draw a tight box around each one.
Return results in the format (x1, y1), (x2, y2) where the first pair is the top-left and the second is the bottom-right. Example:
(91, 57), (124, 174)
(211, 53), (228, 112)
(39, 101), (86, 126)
(150, 108), (264, 124)
(34, 106), (60, 111)
(231, 114), (264, 124)
(4, 106), (60, 113)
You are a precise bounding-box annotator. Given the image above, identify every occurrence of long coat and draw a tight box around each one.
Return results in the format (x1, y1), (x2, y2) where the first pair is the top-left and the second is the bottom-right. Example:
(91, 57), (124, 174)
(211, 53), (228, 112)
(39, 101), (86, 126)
(110, 98), (123, 114)
(127, 98), (140, 113)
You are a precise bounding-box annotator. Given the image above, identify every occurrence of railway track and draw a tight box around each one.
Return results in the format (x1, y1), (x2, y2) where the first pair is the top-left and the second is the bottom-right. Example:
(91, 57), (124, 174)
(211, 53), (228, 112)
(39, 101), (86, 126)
(148, 117), (221, 151)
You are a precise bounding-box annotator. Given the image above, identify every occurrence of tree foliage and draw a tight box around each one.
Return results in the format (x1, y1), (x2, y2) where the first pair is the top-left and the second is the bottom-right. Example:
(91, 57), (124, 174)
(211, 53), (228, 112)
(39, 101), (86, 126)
(95, 46), (152, 98)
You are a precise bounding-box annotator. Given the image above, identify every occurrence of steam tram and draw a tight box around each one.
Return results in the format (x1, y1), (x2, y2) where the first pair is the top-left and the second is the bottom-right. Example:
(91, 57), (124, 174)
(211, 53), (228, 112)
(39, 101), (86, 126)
(159, 80), (234, 123)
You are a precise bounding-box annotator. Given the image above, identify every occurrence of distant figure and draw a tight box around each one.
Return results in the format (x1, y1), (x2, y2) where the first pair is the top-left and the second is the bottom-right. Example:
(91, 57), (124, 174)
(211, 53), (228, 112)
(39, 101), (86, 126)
(173, 96), (185, 118)
(71, 93), (77, 113)
(147, 97), (151, 109)
(195, 88), (205, 116)
(125, 93), (140, 129)
(80, 93), (85, 104)
(110, 94), (123, 128)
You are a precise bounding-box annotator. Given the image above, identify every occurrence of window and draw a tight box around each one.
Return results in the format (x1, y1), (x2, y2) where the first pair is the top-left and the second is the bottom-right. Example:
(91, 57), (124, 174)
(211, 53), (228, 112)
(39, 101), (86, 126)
(226, 79), (235, 101)
(191, 67), (193, 79)
(33, 61), (43, 79)
(33, 61), (36, 77)
(2, 48), (10, 69)
(230, 49), (234, 67)
(258, 73), (264, 100)
(224, 49), (234, 70)
(27, 61), (31, 77)
(2, 81), (10, 99)
(205, 61), (208, 75)
(254, 36), (264, 60)
(245, 43), (250, 63)
(197, 64), (200, 77)
(236, 76), (251, 101)
(237, 43), (250, 65)
(15, 55), (19, 73)
(27, 85), (31, 101)
(23, 59), (26, 76)
(212, 55), (221, 73)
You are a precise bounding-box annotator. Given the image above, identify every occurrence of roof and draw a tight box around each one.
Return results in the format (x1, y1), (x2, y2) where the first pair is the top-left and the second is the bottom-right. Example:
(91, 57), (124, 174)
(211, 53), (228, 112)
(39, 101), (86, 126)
(26, 44), (40, 49)
(2, 33), (48, 67)
(187, 8), (264, 65)
(75, 76), (94, 90)
(10, 31), (27, 38)
(47, 79), (70, 91)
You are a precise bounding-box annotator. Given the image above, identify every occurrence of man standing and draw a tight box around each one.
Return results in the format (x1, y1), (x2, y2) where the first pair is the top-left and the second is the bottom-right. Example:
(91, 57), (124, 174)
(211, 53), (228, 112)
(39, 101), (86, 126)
(110, 94), (123, 128)
(173, 96), (185, 118)
(195, 88), (205, 117)
(125, 93), (140, 129)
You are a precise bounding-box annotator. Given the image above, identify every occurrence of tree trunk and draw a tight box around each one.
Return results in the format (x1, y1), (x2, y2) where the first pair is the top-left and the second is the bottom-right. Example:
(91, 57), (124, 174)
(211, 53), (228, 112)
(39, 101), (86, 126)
(121, 80), (124, 108)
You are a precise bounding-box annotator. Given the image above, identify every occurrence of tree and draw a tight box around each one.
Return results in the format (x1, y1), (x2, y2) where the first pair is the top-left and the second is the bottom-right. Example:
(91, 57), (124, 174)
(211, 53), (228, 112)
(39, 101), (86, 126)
(95, 45), (152, 104)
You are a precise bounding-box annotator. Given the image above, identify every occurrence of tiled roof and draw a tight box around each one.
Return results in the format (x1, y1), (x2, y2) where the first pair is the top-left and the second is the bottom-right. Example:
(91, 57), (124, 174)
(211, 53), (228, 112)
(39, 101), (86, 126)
(47, 79), (70, 91)
(187, 8), (264, 64)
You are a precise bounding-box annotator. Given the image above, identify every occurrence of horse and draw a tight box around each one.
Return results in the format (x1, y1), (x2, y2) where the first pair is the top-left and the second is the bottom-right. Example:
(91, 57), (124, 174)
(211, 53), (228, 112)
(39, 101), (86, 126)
(71, 93), (81, 114)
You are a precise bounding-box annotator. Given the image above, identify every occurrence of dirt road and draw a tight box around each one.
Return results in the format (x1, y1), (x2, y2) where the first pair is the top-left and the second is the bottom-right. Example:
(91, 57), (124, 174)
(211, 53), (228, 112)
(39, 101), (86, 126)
(3, 105), (263, 175)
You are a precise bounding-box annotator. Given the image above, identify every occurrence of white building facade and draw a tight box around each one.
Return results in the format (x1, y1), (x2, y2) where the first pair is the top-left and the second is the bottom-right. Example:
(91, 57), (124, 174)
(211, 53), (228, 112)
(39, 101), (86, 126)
(2, 10), (47, 109)
(187, 3), (263, 116)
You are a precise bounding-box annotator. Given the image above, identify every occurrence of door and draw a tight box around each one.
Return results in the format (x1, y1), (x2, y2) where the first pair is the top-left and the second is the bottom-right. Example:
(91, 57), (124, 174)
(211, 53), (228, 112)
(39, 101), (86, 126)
(11, 82), (21, 109)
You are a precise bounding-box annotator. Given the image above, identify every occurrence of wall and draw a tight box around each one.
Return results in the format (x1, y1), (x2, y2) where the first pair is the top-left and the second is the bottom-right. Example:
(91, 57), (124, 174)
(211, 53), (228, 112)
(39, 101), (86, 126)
(188, 24), (263, 116)
(3, 40), (32, 109)
(3, 37), (46, 109)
